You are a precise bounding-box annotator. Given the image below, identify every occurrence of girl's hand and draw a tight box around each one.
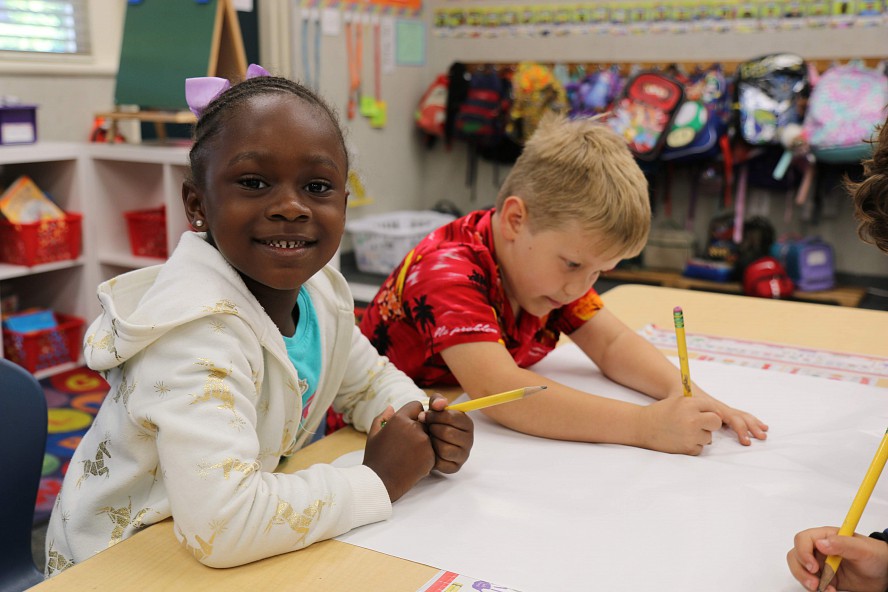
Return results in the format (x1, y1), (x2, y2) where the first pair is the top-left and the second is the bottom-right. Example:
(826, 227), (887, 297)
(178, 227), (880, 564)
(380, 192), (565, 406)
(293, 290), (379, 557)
(367, 405), (394, 438)
(788, 526), (832, 591)
(363, 401), (435, 502)
(422, 393), (474, 474)
(787, 526), (888, 592)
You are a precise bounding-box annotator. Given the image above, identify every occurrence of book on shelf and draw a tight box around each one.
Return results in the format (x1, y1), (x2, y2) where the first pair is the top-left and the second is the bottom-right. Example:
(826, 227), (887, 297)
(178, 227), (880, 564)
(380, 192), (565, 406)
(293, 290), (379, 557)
(0, 175), (65, 224)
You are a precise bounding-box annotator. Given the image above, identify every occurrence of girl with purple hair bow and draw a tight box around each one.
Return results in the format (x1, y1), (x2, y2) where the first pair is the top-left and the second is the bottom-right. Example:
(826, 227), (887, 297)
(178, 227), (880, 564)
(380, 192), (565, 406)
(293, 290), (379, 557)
(44, 66), (473, 577)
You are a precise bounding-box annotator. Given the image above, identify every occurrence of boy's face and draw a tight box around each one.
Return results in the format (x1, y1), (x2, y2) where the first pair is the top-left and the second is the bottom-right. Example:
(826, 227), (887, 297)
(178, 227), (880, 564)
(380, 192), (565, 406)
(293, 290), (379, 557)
(186, 93), (348, 296)
(501, 218), (622, 318)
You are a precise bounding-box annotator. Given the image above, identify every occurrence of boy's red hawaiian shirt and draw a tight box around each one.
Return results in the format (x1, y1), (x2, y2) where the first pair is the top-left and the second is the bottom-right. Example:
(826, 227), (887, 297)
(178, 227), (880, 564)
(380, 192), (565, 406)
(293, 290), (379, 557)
(359, 208), (604, 386)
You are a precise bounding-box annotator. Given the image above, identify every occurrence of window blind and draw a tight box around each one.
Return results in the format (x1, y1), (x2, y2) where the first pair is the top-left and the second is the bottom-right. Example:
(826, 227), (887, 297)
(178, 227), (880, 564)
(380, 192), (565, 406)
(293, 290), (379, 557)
(0, 0), (90, 55)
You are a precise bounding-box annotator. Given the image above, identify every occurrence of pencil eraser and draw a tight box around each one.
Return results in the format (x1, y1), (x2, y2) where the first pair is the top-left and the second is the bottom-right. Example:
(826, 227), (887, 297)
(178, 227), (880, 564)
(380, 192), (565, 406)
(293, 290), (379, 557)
(673, 306), (683, 313)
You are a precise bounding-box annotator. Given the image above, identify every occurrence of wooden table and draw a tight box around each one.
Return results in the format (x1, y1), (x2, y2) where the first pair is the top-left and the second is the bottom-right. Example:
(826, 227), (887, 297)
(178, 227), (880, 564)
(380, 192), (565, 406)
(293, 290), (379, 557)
(600, 284), (883, 354)
(30, 285), (887, 591)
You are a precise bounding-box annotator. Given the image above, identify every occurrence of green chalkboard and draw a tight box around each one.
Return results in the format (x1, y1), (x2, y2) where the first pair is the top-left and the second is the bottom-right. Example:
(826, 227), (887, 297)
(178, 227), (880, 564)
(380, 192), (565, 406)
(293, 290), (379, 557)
(115, 0), (222, 110)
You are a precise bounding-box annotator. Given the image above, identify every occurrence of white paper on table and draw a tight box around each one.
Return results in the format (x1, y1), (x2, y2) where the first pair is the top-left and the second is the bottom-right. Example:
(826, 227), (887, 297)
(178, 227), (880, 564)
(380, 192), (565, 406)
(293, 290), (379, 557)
(336, 343), (888, 592)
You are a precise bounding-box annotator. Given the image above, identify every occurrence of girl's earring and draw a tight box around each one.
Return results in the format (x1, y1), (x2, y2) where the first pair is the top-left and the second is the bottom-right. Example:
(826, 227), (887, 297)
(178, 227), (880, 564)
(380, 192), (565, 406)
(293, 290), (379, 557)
(194, 219), (204, 228)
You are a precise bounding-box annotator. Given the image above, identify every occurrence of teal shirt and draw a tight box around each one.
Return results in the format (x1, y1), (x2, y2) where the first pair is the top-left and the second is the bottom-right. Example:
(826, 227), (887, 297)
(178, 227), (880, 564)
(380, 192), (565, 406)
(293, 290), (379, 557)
(282, 287), (322, 436)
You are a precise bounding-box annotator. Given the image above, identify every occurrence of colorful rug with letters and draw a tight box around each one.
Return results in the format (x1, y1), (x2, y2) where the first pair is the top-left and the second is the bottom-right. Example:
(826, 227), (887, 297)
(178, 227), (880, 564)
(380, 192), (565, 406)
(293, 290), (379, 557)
(36, 366), (109, 524)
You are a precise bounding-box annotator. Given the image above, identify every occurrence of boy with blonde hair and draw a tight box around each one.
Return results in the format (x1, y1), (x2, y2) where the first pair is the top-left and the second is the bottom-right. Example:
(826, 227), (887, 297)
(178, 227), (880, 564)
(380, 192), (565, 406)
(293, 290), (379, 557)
(360, 115), (767, 455)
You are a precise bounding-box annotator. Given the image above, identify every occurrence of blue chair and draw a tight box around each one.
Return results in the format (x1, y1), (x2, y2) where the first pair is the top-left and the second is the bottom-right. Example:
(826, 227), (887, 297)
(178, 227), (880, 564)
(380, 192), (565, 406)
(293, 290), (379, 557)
(0, 358), (47, 591)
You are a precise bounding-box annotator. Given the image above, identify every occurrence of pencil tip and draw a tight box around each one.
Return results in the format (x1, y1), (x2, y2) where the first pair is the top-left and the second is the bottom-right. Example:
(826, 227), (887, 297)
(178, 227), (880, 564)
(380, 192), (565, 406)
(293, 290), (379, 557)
(817, 563), (836, 592)
(524, 386), (547, 397)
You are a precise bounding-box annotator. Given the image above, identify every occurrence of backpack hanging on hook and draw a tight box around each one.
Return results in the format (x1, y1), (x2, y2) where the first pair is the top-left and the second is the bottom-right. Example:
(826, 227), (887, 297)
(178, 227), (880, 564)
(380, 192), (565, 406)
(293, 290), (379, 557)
(735, 53), (809, 146)
(507, 62), (569, 145)
(660, 64), (732, 163)
(606, 70), (684, 161)
(802, 61), (888, 164)
(415, 73), (449, 148)
(444, 62), (470, 149)
(454, 65), (511, 200)
(455, 66), (509, 147)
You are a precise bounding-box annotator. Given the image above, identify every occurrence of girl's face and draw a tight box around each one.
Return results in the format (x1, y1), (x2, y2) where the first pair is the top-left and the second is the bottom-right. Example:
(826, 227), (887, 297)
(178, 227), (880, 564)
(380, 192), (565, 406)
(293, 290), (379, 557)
(185, 93), (348, 299)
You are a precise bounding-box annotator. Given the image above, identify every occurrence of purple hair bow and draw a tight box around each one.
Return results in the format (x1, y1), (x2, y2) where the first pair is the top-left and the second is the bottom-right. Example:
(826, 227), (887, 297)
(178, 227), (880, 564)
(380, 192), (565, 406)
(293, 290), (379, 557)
(185, 63), (271, 117)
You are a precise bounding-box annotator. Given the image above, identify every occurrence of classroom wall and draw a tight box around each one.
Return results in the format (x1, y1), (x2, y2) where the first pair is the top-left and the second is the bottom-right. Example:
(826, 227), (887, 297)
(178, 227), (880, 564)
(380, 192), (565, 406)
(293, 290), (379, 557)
(419, 0), (888, 278)
(272, 2), (433, 228)
(0, 1), (431, 252)
(3, 0), (887, 278)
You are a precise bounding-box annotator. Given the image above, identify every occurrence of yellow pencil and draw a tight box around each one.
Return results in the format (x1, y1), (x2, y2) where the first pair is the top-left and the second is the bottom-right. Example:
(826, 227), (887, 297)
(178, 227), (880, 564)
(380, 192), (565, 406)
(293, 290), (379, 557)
(818, 427), (888, 592)
(446, 386), (547, 413)
(673, 306), (693, 397)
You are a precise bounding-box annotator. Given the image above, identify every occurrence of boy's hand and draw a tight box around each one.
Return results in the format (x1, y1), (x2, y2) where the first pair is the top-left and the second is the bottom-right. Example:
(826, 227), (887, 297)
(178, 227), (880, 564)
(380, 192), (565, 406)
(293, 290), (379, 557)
(787, 526), (888, 592)
(703, 395), (769, 446)
(363, 401), (435, 502)
(638, 396), (722, 455)
(422, 393), (474, 474)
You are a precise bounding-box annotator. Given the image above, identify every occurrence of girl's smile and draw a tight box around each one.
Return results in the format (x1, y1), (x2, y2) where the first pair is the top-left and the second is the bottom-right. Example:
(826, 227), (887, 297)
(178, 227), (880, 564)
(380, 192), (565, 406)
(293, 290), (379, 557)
(256, 237), (317, 256)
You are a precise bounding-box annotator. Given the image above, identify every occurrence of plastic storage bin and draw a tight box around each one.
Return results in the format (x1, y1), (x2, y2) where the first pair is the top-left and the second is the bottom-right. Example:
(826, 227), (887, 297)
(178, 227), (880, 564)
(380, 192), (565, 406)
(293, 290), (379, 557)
(346, 210), (456, 275)
(2, 312), (86, 373)
(0, 104), (37, 144)
(644, 221), (696, 272)
(0, 212), (82, 266)
(124, 206), (167, 258)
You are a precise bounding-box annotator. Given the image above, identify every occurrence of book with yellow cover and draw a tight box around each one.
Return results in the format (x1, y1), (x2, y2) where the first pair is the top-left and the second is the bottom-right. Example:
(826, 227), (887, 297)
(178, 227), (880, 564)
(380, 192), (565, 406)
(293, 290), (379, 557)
(0, 175), (65, 223)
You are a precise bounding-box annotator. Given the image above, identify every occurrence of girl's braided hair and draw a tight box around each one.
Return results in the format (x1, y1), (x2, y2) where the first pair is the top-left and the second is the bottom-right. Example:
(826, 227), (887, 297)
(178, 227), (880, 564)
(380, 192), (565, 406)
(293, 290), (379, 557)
(187, 75), (348, 189)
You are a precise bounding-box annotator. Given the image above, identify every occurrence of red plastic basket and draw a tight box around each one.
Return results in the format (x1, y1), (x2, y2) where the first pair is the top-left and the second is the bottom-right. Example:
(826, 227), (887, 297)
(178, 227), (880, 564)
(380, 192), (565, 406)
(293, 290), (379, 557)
(0, 212), (82, 266)
(124, 206), (167, 258)
(2, 312), (86, 373)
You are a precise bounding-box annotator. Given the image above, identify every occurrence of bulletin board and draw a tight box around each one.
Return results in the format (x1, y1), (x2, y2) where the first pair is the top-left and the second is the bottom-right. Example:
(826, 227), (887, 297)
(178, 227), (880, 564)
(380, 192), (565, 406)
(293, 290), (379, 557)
(115, 0), (246, 111)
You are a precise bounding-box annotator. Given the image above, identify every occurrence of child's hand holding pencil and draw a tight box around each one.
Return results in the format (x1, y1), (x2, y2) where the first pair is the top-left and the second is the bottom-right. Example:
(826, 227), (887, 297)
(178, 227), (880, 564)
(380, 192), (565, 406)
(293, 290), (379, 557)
(420, 386), (546, 472)
(672, 306), (768, 447)
(364, 385), (552, 499)
(364, 400), (438, 501)
(787, 526), (888, 592)
(786, 428), (888, 592)
(422, 393), (475, 474)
